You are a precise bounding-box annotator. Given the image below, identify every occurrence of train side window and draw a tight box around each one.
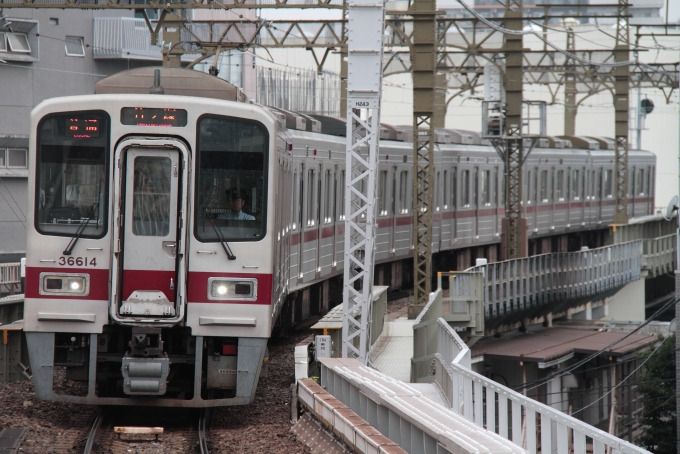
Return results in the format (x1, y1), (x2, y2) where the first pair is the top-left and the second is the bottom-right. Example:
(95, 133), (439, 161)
(581, 169), (586, 200)
(435, 171), (440, 211)
(646, 168), (651, 196)
(550, 169), (555, 202)
(399, 170), (409, 214)
(527, 170), (531, 205)
(462, 170), (470, 207)
(443, 170), (448, 209)
(452, 168), (457, 209)
(339, 170), (346, 220)
(317, 170), (322, 226)
(539, 170), (548, 202)
(494, 168), (499, 206)
(379, 170), (388, 216)
(604, 169), (613, 198)
(324, 169), (333, 224)
(292, 170), (299, 230)
(556, 170), (564, 201)
(481, 170), (490, 205)
(572, 169), (579, 200)
(637, 168), (644, 195)
(307, 169), (316, 227)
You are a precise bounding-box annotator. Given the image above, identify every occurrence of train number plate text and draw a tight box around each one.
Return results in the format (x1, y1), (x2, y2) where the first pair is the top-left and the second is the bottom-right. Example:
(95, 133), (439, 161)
(58, 256), (97, 267)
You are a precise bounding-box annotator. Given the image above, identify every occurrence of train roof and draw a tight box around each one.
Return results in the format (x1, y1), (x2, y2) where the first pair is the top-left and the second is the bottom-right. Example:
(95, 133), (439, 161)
(94, 67), (249, 102)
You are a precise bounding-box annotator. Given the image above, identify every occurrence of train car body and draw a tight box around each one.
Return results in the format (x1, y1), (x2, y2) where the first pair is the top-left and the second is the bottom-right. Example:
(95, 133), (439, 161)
(23, 68), (655, 407)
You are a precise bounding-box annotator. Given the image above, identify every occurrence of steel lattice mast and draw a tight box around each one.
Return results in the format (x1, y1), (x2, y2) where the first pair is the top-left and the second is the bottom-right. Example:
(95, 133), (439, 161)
(341, 0), (386, 363)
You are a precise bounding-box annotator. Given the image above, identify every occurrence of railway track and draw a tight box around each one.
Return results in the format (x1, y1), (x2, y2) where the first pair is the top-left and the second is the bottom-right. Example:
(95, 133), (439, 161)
(81, 407), (211, 454)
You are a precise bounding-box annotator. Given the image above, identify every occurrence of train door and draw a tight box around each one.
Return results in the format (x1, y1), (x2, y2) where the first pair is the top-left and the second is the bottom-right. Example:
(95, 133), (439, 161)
(112, 140), (188, 321)
(596, 167), (603, 222)
(303, 165), (319, 283)
(549, 168), (555, 229)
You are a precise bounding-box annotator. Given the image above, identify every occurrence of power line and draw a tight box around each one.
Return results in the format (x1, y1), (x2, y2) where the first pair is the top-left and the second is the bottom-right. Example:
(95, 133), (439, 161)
(571, 334), (671, 416)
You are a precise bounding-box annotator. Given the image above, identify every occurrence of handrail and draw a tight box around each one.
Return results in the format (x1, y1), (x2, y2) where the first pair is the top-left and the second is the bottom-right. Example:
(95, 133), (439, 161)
(425, 318), (651, 454)
(0, 263), (21, 286)
(453, 241), (644, 319)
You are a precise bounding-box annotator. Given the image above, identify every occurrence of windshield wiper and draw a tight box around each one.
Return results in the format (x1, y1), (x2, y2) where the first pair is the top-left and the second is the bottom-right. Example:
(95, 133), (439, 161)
(204, 209), (236, 260)
(63, 203), (99, 255)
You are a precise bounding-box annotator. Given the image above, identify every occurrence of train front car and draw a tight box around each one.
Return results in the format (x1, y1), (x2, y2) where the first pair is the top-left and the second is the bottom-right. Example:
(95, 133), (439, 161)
(23, 69), (283, 407)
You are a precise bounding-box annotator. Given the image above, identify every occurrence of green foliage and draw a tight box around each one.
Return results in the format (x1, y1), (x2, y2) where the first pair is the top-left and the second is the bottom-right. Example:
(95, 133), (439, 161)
(636, 335), (676, 454)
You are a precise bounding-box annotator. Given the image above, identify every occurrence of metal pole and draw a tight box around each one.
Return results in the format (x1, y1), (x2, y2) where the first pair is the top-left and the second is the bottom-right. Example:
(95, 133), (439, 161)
(341, 0), (386, 363)
(675, 65), (680, 454)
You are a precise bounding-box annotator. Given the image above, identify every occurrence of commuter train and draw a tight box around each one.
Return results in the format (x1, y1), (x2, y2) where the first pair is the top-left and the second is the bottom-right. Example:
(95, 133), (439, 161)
(23, 67), (655, 407)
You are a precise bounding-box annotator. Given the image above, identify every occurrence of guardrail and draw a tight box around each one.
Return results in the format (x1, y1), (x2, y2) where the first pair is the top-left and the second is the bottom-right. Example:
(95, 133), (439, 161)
(0, 263), (20, 286)
(414, 289), (651, 454)
(642, 233), (675, 276)
(460, 241), (643, 320)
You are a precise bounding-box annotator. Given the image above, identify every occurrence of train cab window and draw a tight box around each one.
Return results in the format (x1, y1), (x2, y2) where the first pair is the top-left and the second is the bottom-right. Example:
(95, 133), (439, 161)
(604, 169), (613, 198)
(195, 115), (268, 241)
(379, 170), (388, 215)
(35, 112), (110, 238)
(637, 169), (644, 195)
(324, 169), (333, 223)
(539, 170), (548, 202)
(399, 170), (409, 214)
(462, 170), (470, 207)
(572, 169), (579, 200)
(481, 170), (490, 205)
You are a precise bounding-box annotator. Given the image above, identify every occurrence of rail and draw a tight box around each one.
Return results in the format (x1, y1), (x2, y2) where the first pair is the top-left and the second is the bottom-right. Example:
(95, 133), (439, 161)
(414, 289), (651, 454)
(460, 241), (643, 320)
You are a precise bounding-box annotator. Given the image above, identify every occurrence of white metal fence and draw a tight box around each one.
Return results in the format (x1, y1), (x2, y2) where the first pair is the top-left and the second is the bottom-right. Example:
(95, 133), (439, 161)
(256, 66), (340, 116)
(463, 241), (643, 319)
(0, 263), (20, 286)
(414, 289), (651, 454)
(641, 233), (675, 276)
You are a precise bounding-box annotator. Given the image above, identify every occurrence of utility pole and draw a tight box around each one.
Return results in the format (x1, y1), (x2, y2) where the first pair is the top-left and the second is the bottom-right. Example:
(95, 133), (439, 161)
(408, 0), (437, 318)
(341, 0), (386, 363)
(613, 0), (630, 224)
(564, 28), (577, 136)
(491, 0), (527, 260)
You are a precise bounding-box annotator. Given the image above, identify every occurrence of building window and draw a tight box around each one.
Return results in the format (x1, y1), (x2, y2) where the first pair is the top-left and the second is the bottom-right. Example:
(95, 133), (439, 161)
(6, 32), (30, 53)
(7, 149), (27, 168)
(65, 36), (85, 57)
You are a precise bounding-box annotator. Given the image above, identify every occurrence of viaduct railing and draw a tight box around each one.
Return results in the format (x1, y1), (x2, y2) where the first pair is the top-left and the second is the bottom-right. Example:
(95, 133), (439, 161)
(413, 289), (651, 454)
(456, 241), (643, 320)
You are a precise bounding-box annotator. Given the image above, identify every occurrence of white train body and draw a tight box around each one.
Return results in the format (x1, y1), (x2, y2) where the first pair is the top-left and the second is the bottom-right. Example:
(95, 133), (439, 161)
(23, 68), (655, 407)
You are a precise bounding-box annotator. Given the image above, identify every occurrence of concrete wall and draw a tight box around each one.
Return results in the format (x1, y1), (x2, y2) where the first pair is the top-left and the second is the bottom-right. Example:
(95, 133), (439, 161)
(601, 278), (646, 323)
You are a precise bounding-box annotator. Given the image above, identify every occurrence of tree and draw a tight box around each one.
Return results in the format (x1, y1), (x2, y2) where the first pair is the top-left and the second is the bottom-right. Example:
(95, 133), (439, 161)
(637, 334), (676, 454)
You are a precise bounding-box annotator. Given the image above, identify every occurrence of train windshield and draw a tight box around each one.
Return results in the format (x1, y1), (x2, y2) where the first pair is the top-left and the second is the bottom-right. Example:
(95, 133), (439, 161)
(195, 115), (268, 242)
(35, 112), (109, 238)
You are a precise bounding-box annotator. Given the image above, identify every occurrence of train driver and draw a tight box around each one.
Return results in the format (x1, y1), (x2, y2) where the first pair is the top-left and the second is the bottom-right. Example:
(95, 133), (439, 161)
(217, 188), (255, 221)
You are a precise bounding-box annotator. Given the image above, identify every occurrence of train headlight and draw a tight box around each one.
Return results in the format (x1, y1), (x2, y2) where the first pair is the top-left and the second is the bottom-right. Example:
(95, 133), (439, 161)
(208, 278), (257, 301)
(39, 273), (90, 296)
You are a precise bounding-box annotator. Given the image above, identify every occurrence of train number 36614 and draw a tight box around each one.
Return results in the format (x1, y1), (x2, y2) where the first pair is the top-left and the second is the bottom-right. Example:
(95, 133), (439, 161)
(58, 256), (97, 267)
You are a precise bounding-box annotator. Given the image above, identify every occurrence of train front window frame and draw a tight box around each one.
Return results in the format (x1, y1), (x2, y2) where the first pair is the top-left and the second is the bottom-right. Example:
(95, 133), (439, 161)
(35, 111), (110, 239)
(195, 115), (269, 243)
